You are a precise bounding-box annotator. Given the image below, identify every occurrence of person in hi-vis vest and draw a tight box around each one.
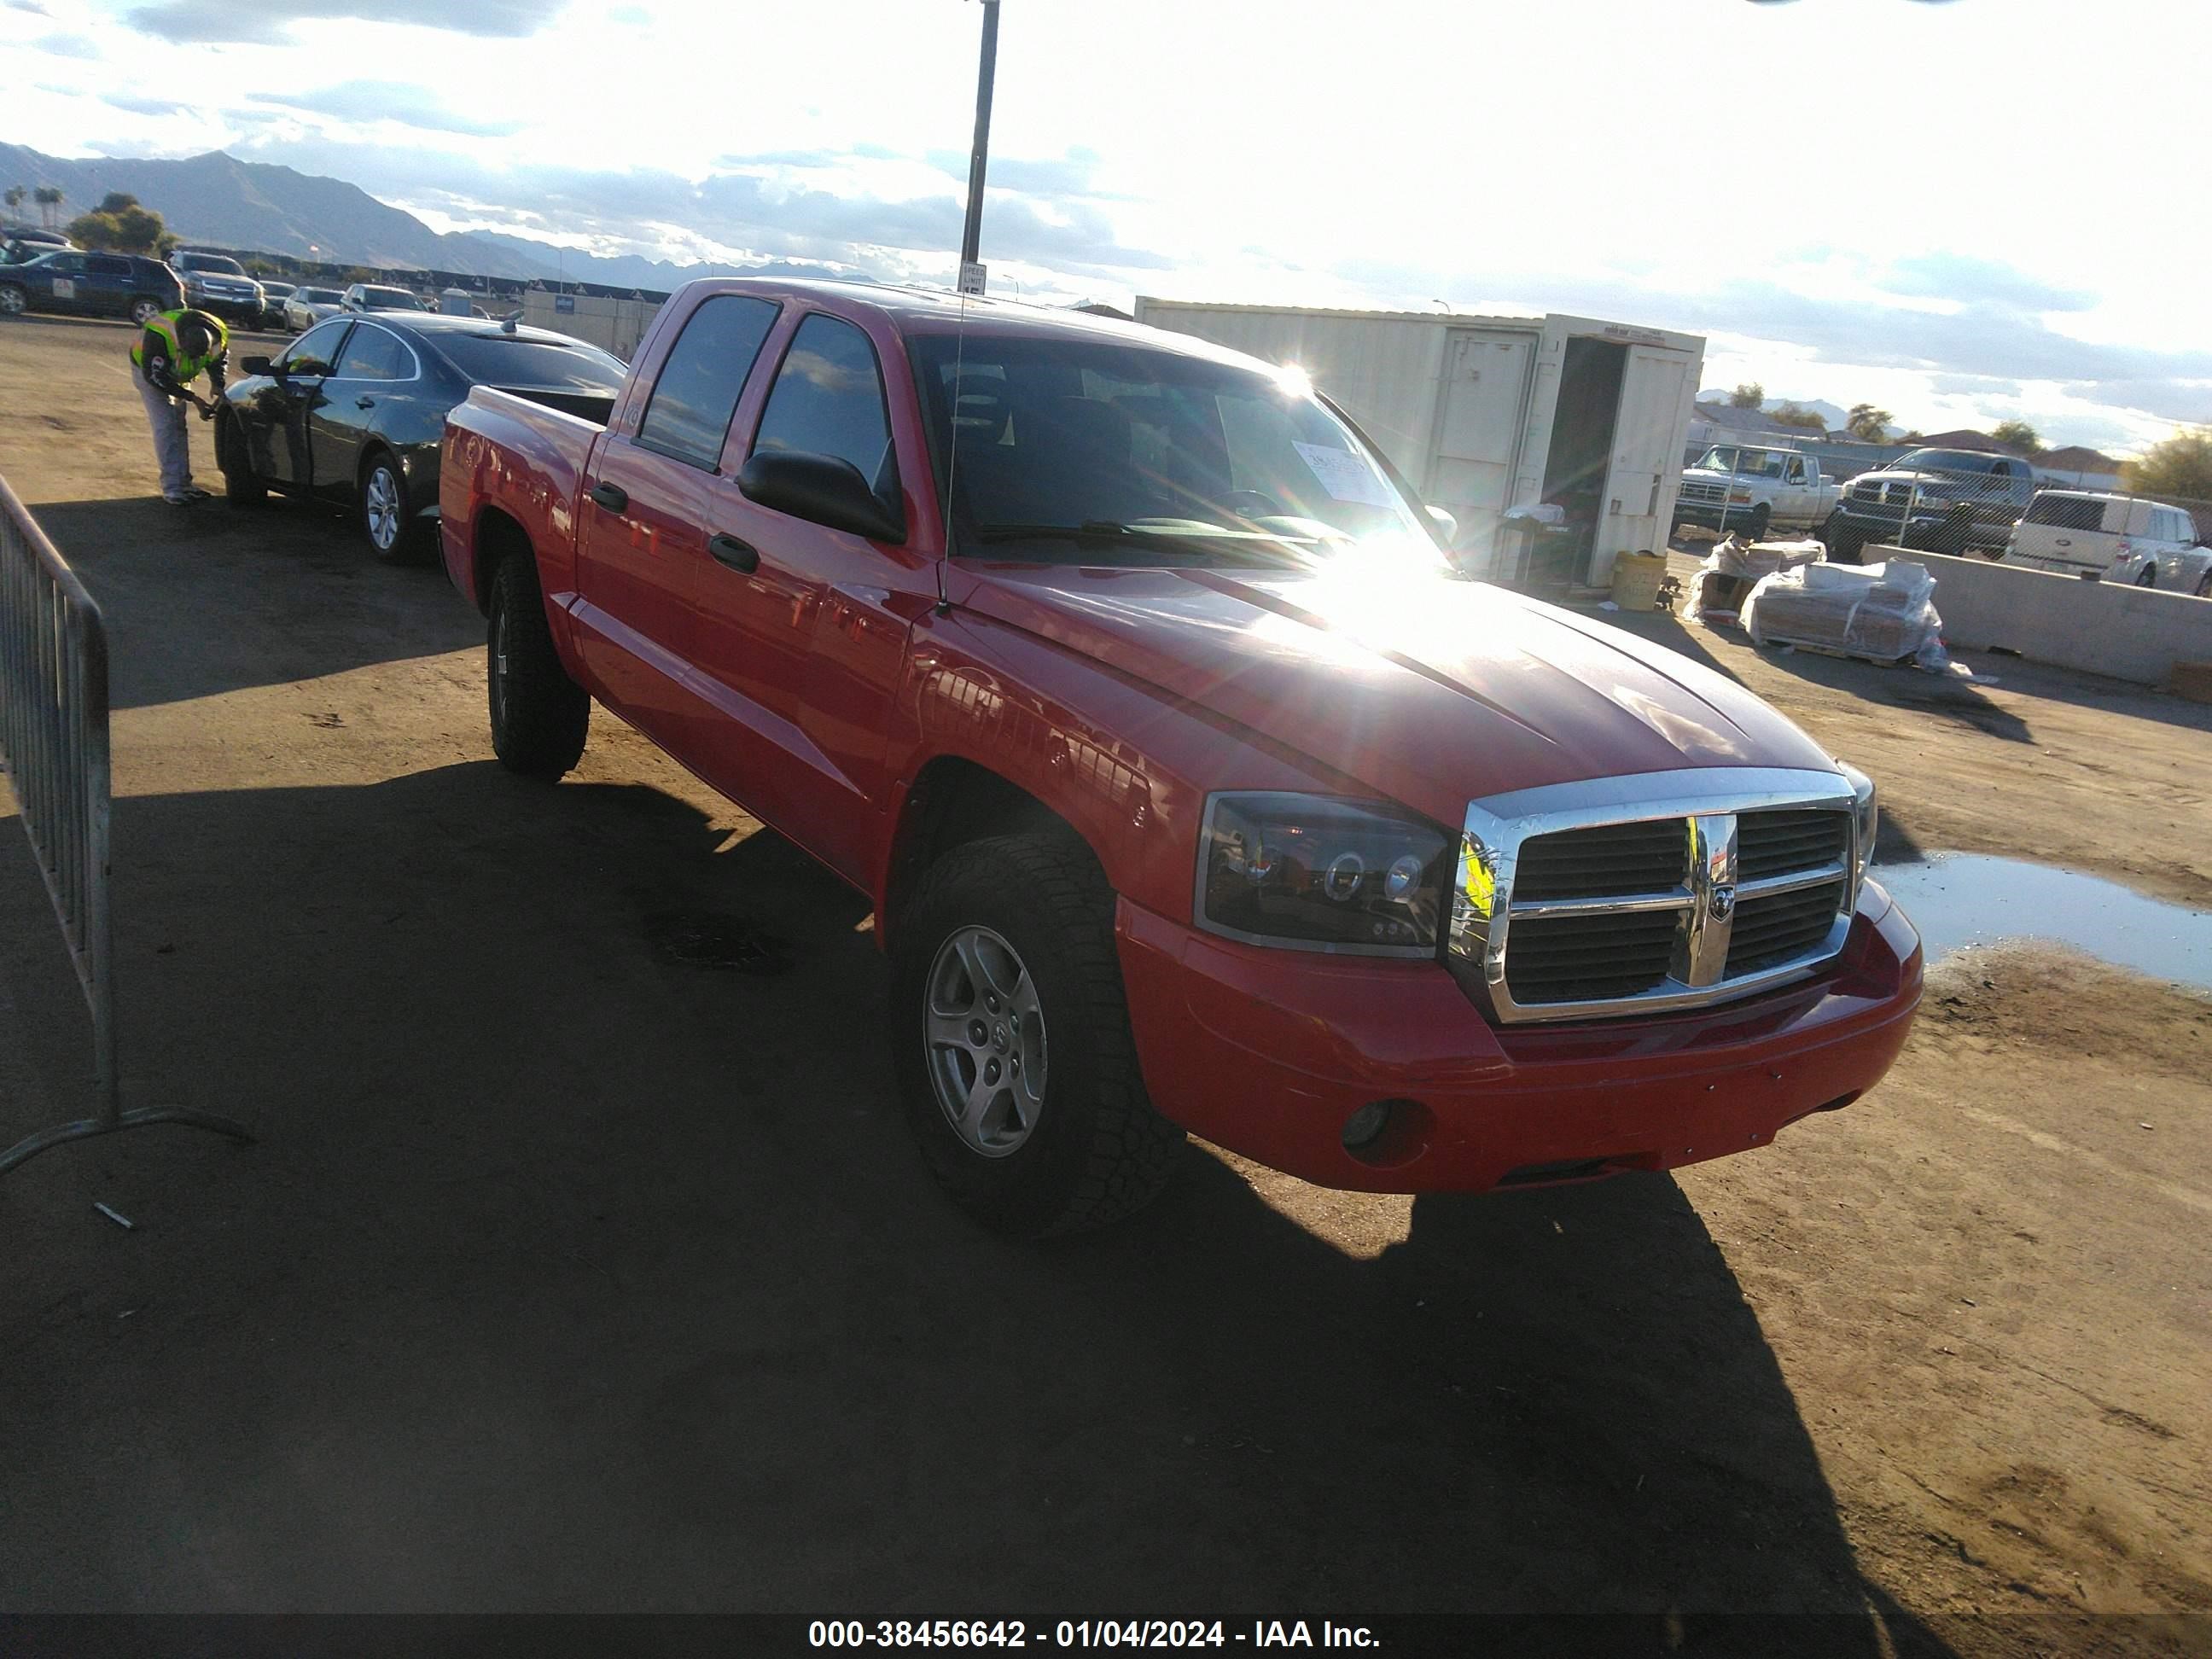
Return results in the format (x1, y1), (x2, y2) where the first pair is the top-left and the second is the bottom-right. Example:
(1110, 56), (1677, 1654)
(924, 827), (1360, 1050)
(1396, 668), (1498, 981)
(131, 307), (229, 505)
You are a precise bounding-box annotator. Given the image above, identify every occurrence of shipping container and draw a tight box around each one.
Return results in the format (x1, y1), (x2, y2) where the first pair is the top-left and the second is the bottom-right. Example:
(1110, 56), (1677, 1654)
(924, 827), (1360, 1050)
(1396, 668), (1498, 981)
(1131, 298), (1706, 588)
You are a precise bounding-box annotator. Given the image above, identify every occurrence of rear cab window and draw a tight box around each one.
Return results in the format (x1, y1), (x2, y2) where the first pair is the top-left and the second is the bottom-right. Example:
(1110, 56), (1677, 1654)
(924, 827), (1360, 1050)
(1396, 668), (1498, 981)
(633, 294), (781, 469)
(2024, 495), (2104, 533)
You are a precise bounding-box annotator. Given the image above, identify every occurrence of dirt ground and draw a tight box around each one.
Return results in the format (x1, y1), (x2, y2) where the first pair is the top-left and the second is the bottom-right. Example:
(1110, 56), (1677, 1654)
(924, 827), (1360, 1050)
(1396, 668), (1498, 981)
(3, 316), (2208, 1652)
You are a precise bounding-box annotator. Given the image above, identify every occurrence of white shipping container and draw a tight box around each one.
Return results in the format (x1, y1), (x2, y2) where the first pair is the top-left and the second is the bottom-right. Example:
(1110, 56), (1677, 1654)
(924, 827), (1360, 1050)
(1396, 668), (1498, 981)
(1131, 298), (1705, 587)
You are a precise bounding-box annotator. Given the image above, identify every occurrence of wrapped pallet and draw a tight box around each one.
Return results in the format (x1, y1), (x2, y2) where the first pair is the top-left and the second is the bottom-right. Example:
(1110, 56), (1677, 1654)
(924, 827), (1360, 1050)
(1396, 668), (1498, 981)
(1742, 559), (1946, 667)
(1682, 534), (1826, 623)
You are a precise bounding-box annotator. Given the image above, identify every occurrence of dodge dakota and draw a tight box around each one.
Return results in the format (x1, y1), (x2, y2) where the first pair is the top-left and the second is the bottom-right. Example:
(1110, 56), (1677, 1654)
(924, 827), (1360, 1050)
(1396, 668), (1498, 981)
(441, 278), (1922, 1236)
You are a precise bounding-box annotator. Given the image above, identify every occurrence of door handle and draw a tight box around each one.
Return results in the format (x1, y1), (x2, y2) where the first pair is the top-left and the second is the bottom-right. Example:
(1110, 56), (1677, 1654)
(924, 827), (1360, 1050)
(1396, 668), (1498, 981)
(708, 533), (759, 573)
(355, 396), (375, 410)
(587, 480), (628, 513)
(2054, 538), (2070, 547)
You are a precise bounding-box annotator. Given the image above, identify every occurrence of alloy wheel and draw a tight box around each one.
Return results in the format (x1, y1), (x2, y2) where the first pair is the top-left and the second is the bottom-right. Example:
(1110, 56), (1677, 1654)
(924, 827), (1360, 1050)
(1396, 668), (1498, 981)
(130, 300), (159, 325)
(364, 465), (401, 552)
(924, 924), (1049, 1157)
(0, 287), (25, 316)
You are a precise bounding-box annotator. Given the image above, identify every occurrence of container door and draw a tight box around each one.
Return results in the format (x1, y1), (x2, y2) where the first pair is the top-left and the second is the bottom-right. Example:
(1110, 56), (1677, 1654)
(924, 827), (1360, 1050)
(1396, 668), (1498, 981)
(1429, 329), (1533, 568)
(1602, 348), (1693, 570)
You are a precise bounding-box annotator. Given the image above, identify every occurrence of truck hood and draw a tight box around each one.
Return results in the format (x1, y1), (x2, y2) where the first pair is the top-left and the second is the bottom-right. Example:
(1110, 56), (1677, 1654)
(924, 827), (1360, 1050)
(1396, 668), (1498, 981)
(954, 560), (1838, 824)
(1679, 468), (1749, 486)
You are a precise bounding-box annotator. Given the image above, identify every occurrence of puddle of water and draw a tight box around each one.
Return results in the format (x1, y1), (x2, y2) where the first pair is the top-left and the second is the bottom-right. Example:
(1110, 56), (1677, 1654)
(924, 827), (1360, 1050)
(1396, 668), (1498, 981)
(1874, 853), (2212, 992)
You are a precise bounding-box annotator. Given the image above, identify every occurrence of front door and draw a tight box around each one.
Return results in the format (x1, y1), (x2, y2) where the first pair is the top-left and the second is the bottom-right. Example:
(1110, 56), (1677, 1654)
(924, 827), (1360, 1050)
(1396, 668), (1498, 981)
(250, 318), (350, 487)
(690, 309), (933, 882)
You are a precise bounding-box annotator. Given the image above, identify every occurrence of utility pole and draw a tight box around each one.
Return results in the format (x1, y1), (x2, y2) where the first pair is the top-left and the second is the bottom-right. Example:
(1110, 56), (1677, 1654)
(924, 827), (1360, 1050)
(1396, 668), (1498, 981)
(958, 0), (1000, 296)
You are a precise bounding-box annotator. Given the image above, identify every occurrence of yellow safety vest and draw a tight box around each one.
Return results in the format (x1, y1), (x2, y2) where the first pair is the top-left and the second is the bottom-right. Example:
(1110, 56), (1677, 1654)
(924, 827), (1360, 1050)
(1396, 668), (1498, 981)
(131, 310), (228, 384)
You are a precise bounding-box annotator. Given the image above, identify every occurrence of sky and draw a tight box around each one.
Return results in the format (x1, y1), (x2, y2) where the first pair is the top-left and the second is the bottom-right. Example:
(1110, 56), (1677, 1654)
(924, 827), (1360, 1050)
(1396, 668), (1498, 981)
(1, 0), (2204, 455)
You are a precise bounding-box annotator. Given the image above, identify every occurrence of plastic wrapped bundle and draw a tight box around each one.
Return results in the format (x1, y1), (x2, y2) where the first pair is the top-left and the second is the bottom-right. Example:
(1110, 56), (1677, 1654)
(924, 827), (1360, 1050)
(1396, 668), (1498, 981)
(1742, 559), (1944, 665)
(1683, 534), (1826, 623)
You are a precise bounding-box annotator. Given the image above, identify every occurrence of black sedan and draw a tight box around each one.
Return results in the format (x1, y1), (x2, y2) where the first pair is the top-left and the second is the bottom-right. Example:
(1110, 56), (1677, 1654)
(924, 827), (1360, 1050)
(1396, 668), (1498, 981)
(214, 311), (626, 562)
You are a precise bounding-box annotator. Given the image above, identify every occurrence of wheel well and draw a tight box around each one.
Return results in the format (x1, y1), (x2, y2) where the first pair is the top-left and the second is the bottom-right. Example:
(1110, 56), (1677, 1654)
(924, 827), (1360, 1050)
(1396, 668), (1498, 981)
(882, 758), (1098, 946)
(471, 507), (534, 614)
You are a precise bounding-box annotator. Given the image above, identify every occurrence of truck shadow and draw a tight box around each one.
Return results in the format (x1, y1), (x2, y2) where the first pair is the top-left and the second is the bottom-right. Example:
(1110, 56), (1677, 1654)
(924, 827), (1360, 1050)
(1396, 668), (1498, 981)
(0, 764), (1947, 1649)
(20, 495), (481, 711)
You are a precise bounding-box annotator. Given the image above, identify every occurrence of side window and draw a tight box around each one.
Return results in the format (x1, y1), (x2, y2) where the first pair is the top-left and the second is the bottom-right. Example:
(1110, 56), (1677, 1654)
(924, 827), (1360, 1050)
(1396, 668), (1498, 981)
(88, 256), (132, 276)
(635, 294), (780, 469)
(47, 254), (85, 275)
(282, 320), (350, 375)
(752, 312), (898, 499)
(335, 326), (410, 381)
(1785, 457), (1807, 484)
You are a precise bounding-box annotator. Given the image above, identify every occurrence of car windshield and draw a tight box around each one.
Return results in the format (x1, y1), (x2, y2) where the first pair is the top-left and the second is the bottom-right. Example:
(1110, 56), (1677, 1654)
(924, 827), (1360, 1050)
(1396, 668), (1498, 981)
(430, 332), (627, 390)
(911, 331), (1439, 568)
(361, 288), (422, 308)
(1693, 446), (1739, 472)
(1897, 448), (1994, 474)
(179, 254), (246, 276)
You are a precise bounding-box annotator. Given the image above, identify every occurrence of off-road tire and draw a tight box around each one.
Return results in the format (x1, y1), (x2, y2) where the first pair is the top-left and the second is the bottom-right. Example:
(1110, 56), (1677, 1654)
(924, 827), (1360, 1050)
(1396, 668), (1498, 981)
(892, 833), (1184, 1237)
(1745, 503), (1772, 542)
(2135, 562), (2159, 589)
(217, 414), (265, 506)
(486, 553), (588, 779)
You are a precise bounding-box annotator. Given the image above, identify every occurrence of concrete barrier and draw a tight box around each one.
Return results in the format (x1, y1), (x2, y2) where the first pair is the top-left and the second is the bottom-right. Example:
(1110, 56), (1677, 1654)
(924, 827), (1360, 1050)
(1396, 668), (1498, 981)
(1877, 546), (2212, 689)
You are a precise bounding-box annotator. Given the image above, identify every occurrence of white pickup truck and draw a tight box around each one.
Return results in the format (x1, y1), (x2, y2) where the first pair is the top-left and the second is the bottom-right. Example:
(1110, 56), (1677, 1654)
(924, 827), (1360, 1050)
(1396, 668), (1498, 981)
(1673, 445), (1843, 540)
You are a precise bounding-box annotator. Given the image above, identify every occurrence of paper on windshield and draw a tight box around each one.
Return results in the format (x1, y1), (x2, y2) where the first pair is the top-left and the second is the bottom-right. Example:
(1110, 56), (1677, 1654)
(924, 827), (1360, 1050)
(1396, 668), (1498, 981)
(1292, 442), (1395, 508)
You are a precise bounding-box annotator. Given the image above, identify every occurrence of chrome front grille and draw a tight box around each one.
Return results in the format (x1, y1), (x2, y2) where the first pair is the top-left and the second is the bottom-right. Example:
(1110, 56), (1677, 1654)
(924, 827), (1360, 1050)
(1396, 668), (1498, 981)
(1451, 770), (1861, 1022)
(1679, 480), (1727, 506)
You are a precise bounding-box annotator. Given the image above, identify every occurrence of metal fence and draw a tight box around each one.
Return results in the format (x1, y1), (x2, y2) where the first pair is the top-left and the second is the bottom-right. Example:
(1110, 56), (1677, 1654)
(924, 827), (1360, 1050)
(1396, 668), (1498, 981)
(0, 470), (250, 1175)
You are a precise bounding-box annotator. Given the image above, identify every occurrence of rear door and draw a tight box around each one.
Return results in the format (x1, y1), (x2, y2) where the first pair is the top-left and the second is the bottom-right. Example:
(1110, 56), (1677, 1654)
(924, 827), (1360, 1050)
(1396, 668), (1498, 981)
(1606, 346), (1694, 554)
(82, 255), (134, 317)
(1430, 329), (1534, 561)
(309, 321), (415, 494)
(573, 289), (782, 748)
(2009, 493), (2106, 573)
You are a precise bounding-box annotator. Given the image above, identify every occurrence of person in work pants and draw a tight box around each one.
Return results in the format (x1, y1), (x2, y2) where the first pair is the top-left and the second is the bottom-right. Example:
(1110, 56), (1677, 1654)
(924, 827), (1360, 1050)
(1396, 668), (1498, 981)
(132, 308), (229, 506)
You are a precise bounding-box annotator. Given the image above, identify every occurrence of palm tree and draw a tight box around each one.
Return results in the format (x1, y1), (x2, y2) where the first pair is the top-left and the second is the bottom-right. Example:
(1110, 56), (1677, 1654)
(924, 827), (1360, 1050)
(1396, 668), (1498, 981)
(33, 185), (64, 230)
(3, 185), (25, 223)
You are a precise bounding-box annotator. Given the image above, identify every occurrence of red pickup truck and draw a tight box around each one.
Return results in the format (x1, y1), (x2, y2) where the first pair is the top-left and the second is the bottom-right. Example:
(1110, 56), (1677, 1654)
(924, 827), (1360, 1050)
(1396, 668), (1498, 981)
(440, 278), (1921, 1235)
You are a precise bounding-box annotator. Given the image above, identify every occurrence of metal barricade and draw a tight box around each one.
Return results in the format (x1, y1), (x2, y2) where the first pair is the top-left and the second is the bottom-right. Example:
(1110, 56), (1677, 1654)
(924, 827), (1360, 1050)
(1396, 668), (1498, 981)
(0, 469), (251, 1175)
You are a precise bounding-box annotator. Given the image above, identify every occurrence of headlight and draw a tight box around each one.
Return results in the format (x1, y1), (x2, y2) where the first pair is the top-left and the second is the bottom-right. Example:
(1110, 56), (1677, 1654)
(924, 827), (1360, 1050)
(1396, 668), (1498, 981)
(1839, 763), (1877, 905)
(1197, 792), (1449, 955)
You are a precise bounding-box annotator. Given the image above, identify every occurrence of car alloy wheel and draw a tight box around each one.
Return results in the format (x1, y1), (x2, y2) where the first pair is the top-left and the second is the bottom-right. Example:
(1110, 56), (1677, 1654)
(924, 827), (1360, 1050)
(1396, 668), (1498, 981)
(924, 924), (1048, 1157)
(0, 286), (26, 316)
(129, 299), (161, 325)
(364, 463), (403, 554)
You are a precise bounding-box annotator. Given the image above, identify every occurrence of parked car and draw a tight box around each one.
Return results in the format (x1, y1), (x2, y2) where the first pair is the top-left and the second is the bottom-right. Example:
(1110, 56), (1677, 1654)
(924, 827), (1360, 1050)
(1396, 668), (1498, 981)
(341, 282), (428, 314)
(3, 229), (73, 264)
(1820, 447), (2034, 561)
(439, 276), (1921, 1237)
(257, 281), (295, 329)
(215, 312), (626, 563)
(0, 249), (183, 323)
(2003, 490), (2212, 595)
(169, 250), (265, 326)
(1674, 444), (1842, 539)
(283, 285), (346, 331)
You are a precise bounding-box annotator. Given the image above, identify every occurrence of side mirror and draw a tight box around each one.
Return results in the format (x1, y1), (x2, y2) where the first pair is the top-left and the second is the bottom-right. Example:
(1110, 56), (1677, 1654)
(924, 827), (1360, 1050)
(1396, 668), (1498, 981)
(1424, 504), (1459, 544)
(240, 354), (272, 375)
(737, 451), (905, 544)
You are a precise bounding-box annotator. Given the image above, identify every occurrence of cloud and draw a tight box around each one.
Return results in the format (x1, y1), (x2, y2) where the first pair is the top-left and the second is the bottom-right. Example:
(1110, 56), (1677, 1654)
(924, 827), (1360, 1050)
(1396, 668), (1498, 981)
(125, 0), (565, 44)
(251, 80), (524, 137)
(32, 30), (99, 56)
(8, 0), (54, 13)
(1876, 253), (2094, 313)
(102, 92), (195, 117)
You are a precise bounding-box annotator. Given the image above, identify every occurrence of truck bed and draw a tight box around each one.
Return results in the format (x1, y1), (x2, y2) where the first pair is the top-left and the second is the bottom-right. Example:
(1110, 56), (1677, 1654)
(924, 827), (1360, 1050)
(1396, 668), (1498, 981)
(440, 386), (609, 609)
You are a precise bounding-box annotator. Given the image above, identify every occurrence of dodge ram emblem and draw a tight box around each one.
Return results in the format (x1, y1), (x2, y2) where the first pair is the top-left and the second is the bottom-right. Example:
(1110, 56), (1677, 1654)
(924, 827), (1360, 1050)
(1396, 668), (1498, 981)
(1709, 884), (1736, 921)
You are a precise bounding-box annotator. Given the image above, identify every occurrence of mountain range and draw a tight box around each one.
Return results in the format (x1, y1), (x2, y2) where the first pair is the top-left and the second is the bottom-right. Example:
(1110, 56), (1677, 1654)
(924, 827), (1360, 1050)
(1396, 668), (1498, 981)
(0, 143), (854, 292)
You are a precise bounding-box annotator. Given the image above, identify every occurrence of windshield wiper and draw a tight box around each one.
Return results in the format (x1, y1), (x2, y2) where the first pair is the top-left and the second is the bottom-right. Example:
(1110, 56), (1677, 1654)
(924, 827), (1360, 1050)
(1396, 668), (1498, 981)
(970, 521), (1318, 564)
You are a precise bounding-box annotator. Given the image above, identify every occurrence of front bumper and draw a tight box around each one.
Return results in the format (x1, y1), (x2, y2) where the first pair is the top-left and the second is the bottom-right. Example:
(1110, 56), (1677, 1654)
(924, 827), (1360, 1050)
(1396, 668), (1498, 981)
(1115, 880), (1921, 1193)
(1674, 502), (1763, 533)
(1831, 506), (2005, 550)
(189, 293), (264, 324)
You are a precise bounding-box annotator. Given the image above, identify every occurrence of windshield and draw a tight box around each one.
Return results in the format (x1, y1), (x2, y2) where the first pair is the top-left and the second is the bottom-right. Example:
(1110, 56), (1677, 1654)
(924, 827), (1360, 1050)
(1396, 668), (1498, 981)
(430, 332), (626, 390)
(1896, 448), (1994, 474)
(1693, 445), (1739, 473)
(178, 253), (246, 276)
(360, 287), (422, 308)
(911, 331), (1435, 567)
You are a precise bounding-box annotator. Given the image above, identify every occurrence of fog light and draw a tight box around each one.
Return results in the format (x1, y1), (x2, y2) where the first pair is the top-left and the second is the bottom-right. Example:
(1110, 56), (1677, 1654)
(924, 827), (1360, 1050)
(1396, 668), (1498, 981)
(1342, 1100), (1393, 1150)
